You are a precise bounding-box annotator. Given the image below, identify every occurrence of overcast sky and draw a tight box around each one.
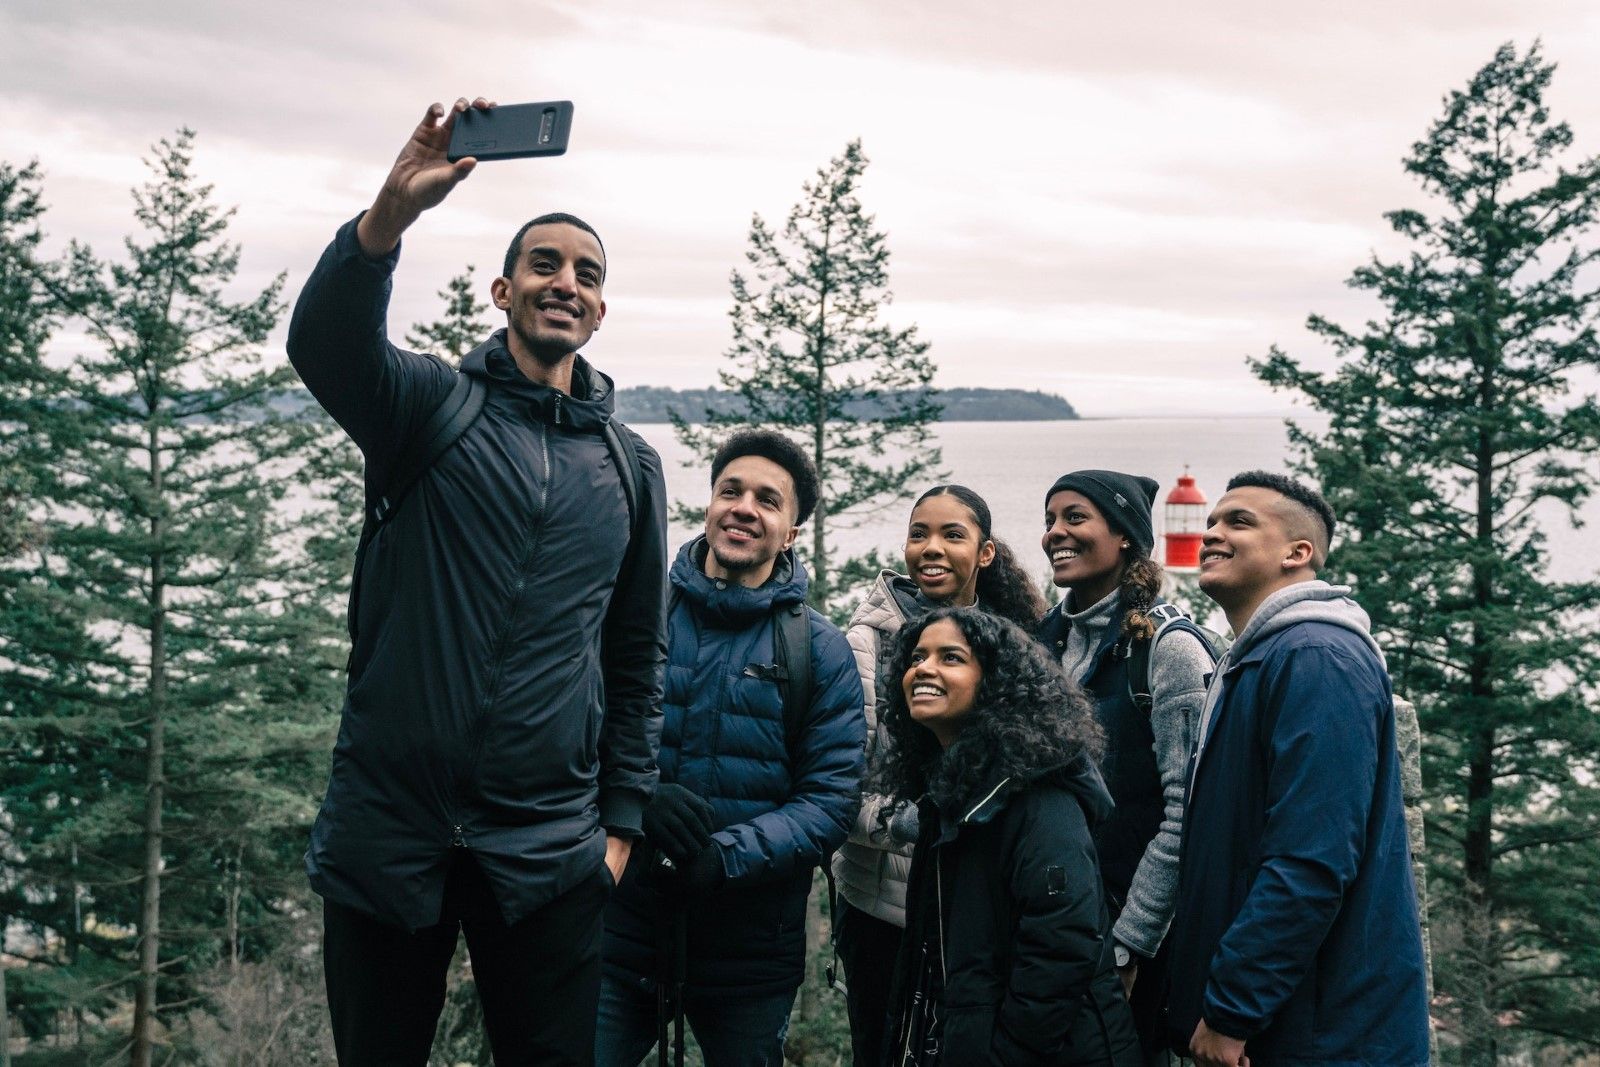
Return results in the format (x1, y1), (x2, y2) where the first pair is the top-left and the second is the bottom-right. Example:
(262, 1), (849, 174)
(4, 0), (1599, 416)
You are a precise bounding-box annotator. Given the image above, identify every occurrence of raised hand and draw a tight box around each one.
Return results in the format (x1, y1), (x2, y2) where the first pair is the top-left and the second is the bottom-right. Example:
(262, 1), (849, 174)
(357, 97), (496, 257)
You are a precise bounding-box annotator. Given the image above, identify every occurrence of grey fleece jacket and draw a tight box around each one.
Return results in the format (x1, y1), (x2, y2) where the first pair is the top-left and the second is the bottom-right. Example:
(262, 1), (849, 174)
(1060, 589), (1213, 960)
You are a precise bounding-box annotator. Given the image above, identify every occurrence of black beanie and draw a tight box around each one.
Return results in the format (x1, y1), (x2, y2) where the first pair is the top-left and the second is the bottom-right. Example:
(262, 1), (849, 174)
(1044, 470), (1160, 556)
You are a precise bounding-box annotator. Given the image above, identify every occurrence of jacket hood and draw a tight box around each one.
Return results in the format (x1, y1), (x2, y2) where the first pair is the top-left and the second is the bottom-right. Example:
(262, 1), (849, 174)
(670, 535), (809, 628)
(1228, 579), (1385, 668)
(935, 752), (1113, 842)
(847, 570), (923, 634)
(459, 328), (614, 433)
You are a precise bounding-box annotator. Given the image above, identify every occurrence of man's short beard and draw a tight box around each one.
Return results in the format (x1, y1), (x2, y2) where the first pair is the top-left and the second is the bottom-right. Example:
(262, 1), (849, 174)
(709, 541), (773, 577)
(511, 322), (583, 365)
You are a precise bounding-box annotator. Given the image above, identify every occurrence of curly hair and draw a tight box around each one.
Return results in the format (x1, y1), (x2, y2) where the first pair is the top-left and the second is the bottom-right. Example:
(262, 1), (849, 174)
(912, 485), (1047, 628)
(710, 429), (820, 525)
(867, 607), (1104, 815)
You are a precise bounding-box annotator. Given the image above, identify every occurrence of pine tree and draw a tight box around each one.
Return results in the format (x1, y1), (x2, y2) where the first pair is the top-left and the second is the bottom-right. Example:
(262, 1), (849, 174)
(1253, 43), (1600, 1062)
(0, 131), (350, 1063)
(674, 141), (941, 617)
(407, 266), (491, 364)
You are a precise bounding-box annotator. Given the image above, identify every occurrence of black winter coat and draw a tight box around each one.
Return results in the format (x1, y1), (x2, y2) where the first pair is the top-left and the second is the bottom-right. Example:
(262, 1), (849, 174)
(288, 217), (668, 931)
(886, 759), (1141, 1066)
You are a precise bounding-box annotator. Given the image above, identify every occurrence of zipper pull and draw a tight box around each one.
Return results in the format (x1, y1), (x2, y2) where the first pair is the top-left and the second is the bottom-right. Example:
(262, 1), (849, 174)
(553, 394), (563, 426)
(451, 825), (465, 847)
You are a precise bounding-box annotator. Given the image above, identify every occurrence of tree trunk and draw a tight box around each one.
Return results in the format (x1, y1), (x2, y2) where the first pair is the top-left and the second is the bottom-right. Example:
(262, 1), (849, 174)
(1458, 360), (1499, 1067)
(131, 423), (168, 1067)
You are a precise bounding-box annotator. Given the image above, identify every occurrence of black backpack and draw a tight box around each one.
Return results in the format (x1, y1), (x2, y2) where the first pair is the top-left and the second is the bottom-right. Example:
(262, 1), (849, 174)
(346, 373), (645, 656)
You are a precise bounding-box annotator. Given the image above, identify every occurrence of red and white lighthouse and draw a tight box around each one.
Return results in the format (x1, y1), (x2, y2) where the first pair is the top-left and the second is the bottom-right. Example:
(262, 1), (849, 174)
(1163, 468), (1207, 572)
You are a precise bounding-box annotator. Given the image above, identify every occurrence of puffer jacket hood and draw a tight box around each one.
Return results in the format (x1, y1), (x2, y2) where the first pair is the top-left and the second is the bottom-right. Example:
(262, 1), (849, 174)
(671, 535), (806, 628)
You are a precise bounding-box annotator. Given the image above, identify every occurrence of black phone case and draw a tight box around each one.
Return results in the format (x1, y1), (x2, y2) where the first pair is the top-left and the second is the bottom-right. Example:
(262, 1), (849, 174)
(447, 101), (574, 161)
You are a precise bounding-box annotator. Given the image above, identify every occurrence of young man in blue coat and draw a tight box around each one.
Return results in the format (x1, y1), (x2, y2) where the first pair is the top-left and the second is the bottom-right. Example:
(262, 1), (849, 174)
(1168, 471), (1429, 1066)
(597, 430), (866, 1067)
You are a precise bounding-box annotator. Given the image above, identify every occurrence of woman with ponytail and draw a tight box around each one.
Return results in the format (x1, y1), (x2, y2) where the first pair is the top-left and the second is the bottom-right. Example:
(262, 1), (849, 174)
(832, 485), (1044, 1066)
(1037, 470), (1217, 1066)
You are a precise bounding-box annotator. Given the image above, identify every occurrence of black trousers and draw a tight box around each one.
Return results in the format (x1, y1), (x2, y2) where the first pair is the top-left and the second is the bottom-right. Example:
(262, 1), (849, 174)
(835, 900), (904, 1067)
(322, 850), (609, 1066)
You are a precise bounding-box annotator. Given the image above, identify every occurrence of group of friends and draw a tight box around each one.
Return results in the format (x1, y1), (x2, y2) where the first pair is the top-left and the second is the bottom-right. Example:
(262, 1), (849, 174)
(287, 99), (1433, 1066)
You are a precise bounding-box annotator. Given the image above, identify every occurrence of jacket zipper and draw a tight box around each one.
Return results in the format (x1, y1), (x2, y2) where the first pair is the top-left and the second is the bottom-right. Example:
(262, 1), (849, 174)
(451, 420), (553, 845)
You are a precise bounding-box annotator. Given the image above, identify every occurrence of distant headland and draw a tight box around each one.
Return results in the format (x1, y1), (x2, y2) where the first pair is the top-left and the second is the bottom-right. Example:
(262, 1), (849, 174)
(616, 386), (1079, 424)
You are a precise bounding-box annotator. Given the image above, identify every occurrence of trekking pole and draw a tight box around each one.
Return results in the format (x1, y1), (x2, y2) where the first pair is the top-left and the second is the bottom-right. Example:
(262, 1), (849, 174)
(655, 857), (673, 1067)
(671, 903), (687, 1067)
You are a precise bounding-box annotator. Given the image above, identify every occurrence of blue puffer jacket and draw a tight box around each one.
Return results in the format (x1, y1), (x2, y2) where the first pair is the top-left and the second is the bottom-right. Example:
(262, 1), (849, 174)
(602, 537), (866, 997)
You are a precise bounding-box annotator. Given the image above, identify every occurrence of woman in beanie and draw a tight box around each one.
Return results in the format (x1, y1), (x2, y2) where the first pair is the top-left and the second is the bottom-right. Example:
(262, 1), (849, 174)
(833, 485), (1045, 1067)
(1036, 470), (1217, 1066)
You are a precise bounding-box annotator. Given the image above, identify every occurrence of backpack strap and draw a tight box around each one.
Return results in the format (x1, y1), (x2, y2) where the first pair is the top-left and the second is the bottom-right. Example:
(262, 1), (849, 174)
(348, 374), (488, 648)
(602, 417), (643, 534)
(772, 601), (813, 758)
(1125, 604), (1215, 715)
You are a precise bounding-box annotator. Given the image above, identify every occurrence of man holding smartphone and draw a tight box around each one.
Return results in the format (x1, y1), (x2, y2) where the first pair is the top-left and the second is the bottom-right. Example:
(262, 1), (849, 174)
(287, 98), (668, 1066)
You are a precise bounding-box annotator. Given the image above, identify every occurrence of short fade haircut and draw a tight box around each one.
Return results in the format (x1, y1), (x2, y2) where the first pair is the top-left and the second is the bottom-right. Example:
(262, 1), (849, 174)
(709, 430), (819, 526)
(1226, 470), (1337, 567)
(502, 213), (606, 281)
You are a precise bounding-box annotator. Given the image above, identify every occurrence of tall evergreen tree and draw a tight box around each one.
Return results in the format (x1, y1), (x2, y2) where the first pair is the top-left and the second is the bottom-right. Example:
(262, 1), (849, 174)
(0, 132), (350, 1064)
(674, 140), (941, 617)
(406, 266), (490, 364)
(1253, 43), (1600, 1062)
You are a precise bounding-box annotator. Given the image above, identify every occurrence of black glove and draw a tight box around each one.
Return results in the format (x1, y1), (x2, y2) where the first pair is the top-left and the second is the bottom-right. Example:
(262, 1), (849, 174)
(680, 845), (726, 893)
(641, 783), (715, 864)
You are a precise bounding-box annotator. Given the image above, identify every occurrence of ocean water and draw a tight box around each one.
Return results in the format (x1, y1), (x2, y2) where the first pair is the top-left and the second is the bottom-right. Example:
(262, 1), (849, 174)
(634, 417), (1598, 587)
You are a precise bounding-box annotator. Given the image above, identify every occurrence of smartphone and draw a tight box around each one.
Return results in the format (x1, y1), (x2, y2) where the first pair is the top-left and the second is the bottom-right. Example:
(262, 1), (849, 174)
(447, 101), (574, 162)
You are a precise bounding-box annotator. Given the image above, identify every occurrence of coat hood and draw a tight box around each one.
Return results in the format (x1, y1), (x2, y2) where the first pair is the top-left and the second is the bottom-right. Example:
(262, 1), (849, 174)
(670, 535), (809, 629)
(1194, 579), (1385, 770)
(459, 328), (615, 433)
(1227, 579), (1385, 668)
(934, 752), (1114, 843)
(847, 569), (924, 636)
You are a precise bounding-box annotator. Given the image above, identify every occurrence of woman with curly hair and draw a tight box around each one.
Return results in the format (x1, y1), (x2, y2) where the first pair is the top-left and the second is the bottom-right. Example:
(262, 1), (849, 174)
(875, 607), (1139, 1066)
(1037, 471), (1218, 1064)
(831, 486), (1045, 1067)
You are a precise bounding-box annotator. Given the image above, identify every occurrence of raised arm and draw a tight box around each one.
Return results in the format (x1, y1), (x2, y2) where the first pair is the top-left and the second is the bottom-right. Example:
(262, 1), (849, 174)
(286, 98), (494, 468)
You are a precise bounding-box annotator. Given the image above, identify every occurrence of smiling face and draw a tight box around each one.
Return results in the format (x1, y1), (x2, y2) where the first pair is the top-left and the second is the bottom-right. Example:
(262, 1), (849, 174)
(491, 222), (607, 364)
(703, 455), (800, 587)
(904, 493), (996, 606)
(1042, 490), (1128, 604)
(1198, 485), (1317, 622)
(902, 618), (983, 747)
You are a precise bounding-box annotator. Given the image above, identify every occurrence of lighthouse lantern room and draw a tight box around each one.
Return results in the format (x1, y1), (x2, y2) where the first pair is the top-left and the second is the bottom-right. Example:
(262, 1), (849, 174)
(1163, 468), (1207, 572)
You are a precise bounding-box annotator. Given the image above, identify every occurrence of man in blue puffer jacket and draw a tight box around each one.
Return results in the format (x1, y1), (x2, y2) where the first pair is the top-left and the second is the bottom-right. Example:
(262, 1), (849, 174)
(598, 430), (866, 1067)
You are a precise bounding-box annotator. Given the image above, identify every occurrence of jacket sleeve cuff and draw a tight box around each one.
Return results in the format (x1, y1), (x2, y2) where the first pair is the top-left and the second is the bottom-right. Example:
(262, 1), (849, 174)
(1201, 997), (1261, 1043)
(599, 788), (648, 838)
(335, 211), (402, 272)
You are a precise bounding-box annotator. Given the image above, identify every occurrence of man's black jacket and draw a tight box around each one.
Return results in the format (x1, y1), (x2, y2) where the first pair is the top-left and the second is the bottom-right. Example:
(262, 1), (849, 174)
(288, 216), (668, 931)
